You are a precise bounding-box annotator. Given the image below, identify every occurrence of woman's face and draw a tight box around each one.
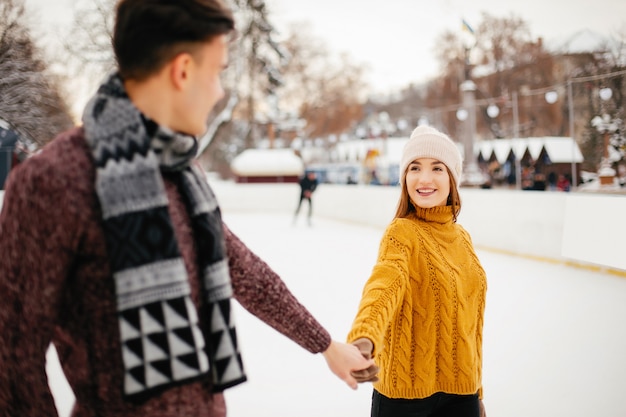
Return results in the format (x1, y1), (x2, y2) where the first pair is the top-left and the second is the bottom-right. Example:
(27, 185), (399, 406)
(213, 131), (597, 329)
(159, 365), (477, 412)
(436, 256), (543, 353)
(405, 158), (450, 208)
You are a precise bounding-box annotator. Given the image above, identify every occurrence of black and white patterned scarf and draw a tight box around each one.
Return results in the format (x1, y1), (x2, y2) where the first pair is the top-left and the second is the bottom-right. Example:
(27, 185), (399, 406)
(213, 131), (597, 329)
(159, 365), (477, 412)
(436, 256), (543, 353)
(82, 73), (246, 401)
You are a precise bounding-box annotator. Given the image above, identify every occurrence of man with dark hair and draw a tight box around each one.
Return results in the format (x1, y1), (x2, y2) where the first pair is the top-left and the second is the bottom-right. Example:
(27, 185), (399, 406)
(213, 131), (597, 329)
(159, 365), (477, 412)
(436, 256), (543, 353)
(0, 1), (375, 416)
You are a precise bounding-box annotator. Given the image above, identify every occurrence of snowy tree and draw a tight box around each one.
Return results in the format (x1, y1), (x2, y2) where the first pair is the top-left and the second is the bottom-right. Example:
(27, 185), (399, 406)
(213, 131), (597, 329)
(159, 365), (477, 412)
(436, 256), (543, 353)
(217, 0), (289, 147)
(62, 0), (287, 158)
(278, 24), (366, 139)
(563, 28), (626, 172)
(59, 0), (368, 176)
(475, 12), (533, 74)
(600, 26), (626, 164)
(428, 14), (564, 140)
(200, 2), (368, 173)
(63, 0), (116, 82)
(433, 30), (466, 82)
(0, 0), (73, 147)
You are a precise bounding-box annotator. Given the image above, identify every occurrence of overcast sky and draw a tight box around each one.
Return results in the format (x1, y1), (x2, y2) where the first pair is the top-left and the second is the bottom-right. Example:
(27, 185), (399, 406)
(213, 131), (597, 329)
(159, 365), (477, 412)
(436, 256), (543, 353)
(24, 0), (626, 96)
(265, 0), (626, 92)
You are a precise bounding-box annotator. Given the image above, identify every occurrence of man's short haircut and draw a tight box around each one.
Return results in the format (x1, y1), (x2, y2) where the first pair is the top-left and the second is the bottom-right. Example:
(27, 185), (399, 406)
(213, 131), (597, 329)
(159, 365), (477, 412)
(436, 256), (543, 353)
(113, 0), (235, 81)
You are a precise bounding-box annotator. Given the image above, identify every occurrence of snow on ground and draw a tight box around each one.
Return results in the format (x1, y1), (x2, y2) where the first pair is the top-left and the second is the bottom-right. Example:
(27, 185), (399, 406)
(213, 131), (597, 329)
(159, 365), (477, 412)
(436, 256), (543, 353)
(47, 211), (626, 416)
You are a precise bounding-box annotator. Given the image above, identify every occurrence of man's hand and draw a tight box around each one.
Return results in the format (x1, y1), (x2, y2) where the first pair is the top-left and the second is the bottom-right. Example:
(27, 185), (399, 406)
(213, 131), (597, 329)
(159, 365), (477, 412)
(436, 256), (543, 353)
(350, 337), (379, 383)
(322, 340), (376, 390)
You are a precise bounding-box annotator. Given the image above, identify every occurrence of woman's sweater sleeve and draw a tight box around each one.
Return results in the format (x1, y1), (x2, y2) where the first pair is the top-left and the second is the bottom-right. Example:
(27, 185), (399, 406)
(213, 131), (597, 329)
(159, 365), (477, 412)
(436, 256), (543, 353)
(0, 150), (81, 416)
(223, 223), (331, 354)
(347, 219), (412, 356)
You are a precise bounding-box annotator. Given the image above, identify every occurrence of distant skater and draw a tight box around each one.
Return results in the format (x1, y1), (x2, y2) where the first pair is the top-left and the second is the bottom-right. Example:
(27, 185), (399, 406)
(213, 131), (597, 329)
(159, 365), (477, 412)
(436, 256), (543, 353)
(294, 170), (318, 225)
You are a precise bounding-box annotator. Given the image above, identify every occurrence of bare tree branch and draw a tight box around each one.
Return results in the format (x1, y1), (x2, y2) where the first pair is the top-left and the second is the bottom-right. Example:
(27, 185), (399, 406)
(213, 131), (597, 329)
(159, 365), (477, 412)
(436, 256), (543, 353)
(0, 0), (73, 146)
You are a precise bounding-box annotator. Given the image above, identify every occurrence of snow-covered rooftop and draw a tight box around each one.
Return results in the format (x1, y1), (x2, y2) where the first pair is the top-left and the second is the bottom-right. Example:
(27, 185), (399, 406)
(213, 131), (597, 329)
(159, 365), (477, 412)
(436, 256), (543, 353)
(332, 137), (409, 164)
(331, 136), (583, 165)
(230, 148), (304, 176)
(478, 137), (584, 164)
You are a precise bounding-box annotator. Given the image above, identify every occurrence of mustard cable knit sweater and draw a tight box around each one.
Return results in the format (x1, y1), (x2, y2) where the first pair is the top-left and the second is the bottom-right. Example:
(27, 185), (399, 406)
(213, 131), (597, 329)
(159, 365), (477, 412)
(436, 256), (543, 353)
(347, 205), (487, 400)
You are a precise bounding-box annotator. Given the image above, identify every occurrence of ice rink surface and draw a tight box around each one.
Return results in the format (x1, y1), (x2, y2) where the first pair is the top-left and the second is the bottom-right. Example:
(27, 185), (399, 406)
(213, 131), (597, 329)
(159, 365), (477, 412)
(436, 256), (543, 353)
(47, 211), (626, 417)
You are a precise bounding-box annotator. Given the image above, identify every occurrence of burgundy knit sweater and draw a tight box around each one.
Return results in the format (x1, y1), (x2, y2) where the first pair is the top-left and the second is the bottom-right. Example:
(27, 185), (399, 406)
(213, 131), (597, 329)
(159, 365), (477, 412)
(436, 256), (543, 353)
(0, 127), (331, 417)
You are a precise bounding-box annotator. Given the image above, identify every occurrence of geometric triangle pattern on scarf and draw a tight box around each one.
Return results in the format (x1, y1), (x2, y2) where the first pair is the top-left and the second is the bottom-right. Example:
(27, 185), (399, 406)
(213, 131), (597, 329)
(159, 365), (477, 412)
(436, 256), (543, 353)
(207, 299), (245, 391)
(119, 296), (210, 395)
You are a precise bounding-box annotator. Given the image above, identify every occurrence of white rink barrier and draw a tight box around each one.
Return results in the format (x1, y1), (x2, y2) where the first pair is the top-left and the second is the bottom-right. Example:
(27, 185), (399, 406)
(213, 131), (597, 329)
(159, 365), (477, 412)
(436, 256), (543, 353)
(2, 183), (624, 272)
(210, 181), (626, 273)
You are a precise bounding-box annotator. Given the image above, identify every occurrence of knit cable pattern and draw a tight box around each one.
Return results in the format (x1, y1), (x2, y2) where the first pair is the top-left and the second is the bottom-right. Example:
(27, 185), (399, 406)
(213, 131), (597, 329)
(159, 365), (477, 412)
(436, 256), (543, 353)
(348, 206), (487, 400)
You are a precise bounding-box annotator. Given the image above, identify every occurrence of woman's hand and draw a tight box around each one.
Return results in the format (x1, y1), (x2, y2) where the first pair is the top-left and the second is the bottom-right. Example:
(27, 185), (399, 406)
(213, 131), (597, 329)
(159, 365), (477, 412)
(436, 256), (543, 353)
(350, 337), (379, 383)
(322, 340), (376, 389)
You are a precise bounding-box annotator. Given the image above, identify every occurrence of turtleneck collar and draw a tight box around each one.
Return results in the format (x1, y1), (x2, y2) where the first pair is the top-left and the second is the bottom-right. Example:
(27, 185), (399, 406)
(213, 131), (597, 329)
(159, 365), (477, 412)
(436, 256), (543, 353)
(411, 205), (455, 225)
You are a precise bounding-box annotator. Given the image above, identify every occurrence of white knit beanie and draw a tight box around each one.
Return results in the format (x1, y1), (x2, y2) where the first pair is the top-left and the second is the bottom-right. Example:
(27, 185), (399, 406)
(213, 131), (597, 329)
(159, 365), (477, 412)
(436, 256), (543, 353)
(399, 125), (463, 185)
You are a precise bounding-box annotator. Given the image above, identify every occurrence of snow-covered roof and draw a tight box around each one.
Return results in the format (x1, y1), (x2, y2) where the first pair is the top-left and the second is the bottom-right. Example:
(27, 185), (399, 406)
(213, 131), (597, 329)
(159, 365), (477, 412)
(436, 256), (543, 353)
(542, 137), (585, 163)
(323, 136), (583, 167)
(332, 137), (409, 165)
(230, 148), (304, 176)
(526, 139), (545, 161)
(491, 140), (514, 164)
(333, 136), (465, 165)
(478, 137), (583, 164)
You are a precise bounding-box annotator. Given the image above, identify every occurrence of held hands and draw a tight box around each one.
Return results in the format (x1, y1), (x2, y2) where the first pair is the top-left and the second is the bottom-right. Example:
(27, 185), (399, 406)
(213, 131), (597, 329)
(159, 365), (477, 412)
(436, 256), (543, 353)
(350, 337), (379, 383)
(322, 340), (376, 390)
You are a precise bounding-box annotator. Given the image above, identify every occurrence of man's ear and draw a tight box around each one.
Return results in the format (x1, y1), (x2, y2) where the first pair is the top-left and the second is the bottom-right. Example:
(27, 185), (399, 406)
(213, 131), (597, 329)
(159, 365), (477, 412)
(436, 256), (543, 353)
(169, 53), (193, 90)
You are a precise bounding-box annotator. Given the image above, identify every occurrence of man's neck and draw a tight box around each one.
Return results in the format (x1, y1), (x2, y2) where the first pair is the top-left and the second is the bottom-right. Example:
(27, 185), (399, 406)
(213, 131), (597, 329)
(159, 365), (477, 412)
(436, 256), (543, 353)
(124, 76), (173, 130)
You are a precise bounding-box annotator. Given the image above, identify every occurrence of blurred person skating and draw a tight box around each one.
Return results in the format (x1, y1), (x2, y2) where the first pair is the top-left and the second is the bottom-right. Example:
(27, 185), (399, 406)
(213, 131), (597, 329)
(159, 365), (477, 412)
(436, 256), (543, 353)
(347, 125), (488, 417)
(293, 170), (318, 226)
(0, 1), (373, 416)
